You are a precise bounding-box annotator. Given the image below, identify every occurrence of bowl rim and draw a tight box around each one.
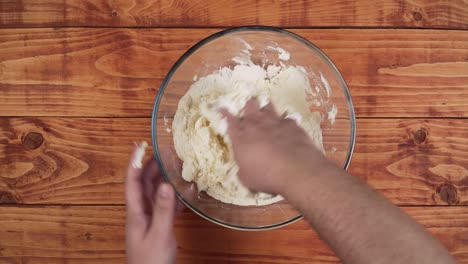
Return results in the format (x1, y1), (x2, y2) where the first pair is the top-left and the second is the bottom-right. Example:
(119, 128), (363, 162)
(151, 26), (356, 231)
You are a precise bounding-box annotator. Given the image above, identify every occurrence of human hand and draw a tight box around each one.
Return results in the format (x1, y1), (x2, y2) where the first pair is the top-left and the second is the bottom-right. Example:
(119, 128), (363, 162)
(222, 99), (328, 195)
(125, 142), (178, 264)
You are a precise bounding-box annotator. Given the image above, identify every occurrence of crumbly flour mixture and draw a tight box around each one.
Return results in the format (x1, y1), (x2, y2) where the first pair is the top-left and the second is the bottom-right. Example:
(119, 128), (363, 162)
(172, 49), (324, 206)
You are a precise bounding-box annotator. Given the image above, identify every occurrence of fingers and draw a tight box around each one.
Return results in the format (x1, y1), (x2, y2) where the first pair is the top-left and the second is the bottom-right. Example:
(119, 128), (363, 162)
(262, 101), (276, 112)
(125, 142), (149, 241)
(223, 98), (277, 122)
(141, 157), (186, 214)
(158, 148), (186, 214)
(220, 108), (237, 125)
(220, 108), (240, 137)
(147, 183), (177, 240)
(126, 142), (148, 217)
(244, 98), (261, 116)
(141, 159), (163, 214)
(245, 98), (276, 117)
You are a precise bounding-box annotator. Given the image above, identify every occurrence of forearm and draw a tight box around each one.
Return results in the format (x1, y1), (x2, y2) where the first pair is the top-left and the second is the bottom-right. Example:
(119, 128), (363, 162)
(284, 162), (456, 264)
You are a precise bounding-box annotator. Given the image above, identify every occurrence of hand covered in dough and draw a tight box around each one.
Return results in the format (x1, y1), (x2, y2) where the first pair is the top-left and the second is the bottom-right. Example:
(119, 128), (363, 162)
(222, 99), (329, 195)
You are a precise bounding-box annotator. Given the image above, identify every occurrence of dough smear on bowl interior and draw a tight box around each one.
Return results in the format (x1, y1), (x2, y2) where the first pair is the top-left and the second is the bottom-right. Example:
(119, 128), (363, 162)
(172, 59), (324, 206)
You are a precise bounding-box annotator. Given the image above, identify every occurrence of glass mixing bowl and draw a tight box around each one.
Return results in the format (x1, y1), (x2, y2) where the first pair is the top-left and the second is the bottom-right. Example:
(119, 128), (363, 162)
(152, 26), (355, 230)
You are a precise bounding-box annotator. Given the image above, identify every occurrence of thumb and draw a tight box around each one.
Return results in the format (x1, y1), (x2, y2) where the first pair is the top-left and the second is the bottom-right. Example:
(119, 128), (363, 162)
(148, 183), (176, 239)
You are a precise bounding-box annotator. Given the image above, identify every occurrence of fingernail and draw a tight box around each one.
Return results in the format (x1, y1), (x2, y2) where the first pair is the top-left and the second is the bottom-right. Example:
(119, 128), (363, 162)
(131, 141), (148, 169)
(158, 184), (171, 199)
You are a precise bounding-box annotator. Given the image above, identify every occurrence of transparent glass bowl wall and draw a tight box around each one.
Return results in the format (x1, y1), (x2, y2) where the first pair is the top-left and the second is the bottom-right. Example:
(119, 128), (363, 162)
(152, 27), (356, 230)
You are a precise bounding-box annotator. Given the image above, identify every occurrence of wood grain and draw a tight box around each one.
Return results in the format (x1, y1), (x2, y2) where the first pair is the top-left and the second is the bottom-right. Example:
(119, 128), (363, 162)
(0, 117), (152, 204)
(2, 117), (468, 205)
(0, 28), (467, 117)
(352, 119), (468, 206)
(0, 0), (467, 29)
(1, 1), (466, 262)
(0, 205), (467, 263)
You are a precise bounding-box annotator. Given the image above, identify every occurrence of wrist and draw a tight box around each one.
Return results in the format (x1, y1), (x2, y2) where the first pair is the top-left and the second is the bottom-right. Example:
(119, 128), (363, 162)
(282, 154), (339, 199)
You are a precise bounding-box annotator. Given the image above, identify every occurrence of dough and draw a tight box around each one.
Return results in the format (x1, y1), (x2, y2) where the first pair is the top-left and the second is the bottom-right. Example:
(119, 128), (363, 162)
(172, 61), (323, 206)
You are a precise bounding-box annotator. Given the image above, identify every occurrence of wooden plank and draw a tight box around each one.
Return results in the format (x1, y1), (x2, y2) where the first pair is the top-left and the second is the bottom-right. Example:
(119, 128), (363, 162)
(352, 119), (468, 206)
(0, 205), (467, 263)
(0, 0), (467, 29)
(0, 28), (467, 118)
(0, 117), (153, 204)
(1, 117), (468, 205)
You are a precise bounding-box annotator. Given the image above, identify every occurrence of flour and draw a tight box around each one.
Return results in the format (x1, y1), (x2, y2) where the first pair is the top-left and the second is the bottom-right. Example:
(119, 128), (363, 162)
(327, 105), (338, 125)
(267, 46), (290, 61)
(172, 45), (324, 206)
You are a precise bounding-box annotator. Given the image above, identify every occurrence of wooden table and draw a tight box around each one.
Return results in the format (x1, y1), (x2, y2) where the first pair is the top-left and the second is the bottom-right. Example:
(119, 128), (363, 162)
(1, 0), (468, 263)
